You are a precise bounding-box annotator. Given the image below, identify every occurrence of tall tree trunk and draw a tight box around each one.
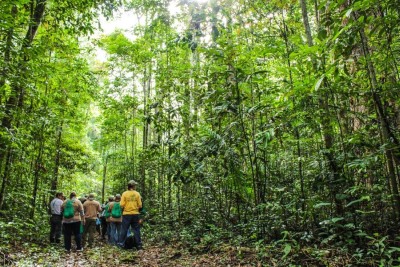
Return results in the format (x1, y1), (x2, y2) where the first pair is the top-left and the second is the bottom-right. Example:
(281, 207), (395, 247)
(280, 10), (306, 212)
(141, 63), (150, 198)
(102, 155), (108, 204)
(31, 134), (45, 219)
(131, 115), (136, 179)
(0, 148), (13, 214)
(0, 1), (47, 208)
(49, 122), (63, 201)
(0, 5), (18, 91)
(354, 11), (400, 217)
(300, 0), (343, 215)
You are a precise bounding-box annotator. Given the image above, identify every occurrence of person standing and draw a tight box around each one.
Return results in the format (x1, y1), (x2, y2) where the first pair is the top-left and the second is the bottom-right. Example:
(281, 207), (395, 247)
(99, 201), (108, 240)
(108, 194), (123, 245)
(82, 193), (101, 248)
(105, 196), (114, 243)
(62, 192), (84, 252)
(118, 180), (143, 250)
(49, 192), (64, 244)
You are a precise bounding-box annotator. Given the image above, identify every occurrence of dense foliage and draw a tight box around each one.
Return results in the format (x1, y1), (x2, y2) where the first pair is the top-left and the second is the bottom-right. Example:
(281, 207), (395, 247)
(1, 0), (400, 265)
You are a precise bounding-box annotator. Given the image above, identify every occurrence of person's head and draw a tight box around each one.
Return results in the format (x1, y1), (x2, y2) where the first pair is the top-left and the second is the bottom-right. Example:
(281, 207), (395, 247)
(88, 193), (95, 200)
(79, 196), (87, 203)
(70, 192), (77, 199)
(108, 196), (114, 202)
(55, 192), (63, 199)
(114, 194), (121, 202)
(128, 180), (138, 190)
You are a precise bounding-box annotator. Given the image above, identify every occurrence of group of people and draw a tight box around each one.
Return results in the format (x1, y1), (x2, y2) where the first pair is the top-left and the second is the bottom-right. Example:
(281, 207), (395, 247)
(49, 180), (143, 252)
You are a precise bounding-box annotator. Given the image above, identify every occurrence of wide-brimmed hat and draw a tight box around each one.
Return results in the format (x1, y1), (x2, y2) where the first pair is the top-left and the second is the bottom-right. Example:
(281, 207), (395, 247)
(88, 193), (95, 200)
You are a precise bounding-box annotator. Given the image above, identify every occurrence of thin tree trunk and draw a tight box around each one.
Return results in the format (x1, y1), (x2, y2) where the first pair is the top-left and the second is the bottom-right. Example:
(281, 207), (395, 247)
(280, 10), (306, 211)
(141, 66), (148, 198)
(0, 5), (17, 90)
(353, 12), (400, 217)
(0, 148), (13, 213)
(31, 134), (45, 219)
(49, 122), (63, 200)
(102, 155), (108, 204)
(300, 0), (344, 215)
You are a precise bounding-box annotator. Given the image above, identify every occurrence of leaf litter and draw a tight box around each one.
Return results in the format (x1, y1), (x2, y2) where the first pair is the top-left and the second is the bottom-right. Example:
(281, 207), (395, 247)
(6, 238), (260, 267)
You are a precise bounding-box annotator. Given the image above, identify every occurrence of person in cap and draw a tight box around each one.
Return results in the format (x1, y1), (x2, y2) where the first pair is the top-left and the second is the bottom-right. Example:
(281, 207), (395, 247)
(61, 192), (84, 252)
(49, 192), (64, 244)
(104, 196), (114, 242)
(108, 194), (123, 245)
(82, 193), (101, 248)
(79, 195), (87, 205)
(118, 180), (143, 250)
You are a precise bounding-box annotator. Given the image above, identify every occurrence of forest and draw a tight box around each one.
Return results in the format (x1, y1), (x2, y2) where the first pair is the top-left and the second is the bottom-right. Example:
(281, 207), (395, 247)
(1, 0), (400, 266)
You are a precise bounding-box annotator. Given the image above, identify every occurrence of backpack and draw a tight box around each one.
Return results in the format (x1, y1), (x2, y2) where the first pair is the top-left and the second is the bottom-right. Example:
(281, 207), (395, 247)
(63, 200), (75, 219)
(111, 202), (122, 218)
(124, 230), (137, 249)
(103, 204), (111, 218)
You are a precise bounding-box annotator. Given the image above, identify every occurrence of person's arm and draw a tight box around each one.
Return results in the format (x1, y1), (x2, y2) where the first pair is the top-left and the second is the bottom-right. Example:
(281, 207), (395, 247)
(78, 201), (85, 224)
(137, 193), (142, 209)
(60, 201), (65, 213)
(97, 202), (102, 212)
(108, 202), (113, 212)
(120, 193), (126, 209)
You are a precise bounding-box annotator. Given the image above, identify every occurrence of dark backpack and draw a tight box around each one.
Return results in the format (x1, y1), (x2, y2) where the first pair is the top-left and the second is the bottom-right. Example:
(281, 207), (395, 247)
(63, 200), (74, 219)
(111, 202), (122, 218)
(124, 232), (137, 249)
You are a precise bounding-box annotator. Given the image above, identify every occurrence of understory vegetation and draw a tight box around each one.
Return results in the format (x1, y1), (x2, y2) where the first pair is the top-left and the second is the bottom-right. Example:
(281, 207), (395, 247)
(1, 0), (400, 265)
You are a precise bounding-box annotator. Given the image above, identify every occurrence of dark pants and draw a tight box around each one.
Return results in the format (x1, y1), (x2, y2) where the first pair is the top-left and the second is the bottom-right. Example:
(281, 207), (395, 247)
(63, 221), (82, 251)
(50, 214), (63, 243)
(107, 222), (112, 243)
(100, 217), (107, 239)
(96, 219), (101, 235)
(118, 214), (142, 249)
(82, 218), (97, 248)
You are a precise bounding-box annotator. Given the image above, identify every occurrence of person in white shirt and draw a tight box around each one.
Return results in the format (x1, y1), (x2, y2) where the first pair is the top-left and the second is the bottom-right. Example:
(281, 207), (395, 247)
(50, 192), (64, 244)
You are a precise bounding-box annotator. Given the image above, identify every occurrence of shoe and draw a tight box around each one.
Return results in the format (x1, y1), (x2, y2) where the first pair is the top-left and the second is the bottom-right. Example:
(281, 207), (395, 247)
(65, 249), (71, 253)
(76, 248), (83, 252)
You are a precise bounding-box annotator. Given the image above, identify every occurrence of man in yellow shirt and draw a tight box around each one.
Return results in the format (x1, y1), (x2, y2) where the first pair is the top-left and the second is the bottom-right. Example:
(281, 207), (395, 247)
(118, 180), (143, 250)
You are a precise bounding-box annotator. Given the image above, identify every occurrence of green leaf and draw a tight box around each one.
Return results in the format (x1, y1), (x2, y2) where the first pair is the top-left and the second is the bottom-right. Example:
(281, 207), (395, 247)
(346, 195), (370, 207)
(314, 202), (331, 208)
(344, 8), (353, 18)
(283, 244), (291, 259)
(314, 75), (325, 91)
(331, 217), (344, 223)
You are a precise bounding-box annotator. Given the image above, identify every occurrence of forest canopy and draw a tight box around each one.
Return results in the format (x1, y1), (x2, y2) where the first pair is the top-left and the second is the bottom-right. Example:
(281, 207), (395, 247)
(1, 0), (400, 265)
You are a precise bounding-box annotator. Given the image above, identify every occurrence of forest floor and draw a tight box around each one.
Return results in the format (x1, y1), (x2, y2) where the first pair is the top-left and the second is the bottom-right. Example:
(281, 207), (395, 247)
(3, 238), (261, 267)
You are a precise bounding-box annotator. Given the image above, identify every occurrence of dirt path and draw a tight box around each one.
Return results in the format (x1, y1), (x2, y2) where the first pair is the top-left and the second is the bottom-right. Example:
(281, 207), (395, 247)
(7, 240), (259, 266)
